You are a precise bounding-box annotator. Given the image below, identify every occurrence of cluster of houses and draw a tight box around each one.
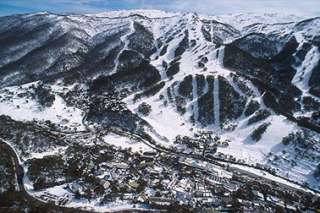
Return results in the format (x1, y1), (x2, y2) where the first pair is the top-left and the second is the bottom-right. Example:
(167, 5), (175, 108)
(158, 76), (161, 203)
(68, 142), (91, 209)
(31, 137), (319, 212)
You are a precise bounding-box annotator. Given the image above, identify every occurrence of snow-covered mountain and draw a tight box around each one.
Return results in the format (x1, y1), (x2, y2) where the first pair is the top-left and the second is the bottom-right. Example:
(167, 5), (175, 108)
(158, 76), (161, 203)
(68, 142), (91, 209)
(0, 10), (320, 211)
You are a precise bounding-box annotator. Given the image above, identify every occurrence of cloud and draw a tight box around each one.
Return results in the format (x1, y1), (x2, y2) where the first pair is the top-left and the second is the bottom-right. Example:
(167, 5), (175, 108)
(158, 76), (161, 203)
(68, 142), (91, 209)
(0, 0), (320, 16)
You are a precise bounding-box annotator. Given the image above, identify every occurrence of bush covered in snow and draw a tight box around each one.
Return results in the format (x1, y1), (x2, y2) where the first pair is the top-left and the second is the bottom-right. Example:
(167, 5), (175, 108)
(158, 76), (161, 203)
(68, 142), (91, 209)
(138, 102), (152, 116)
(311, 112), (320, 125)
(247, 109), (271, 125)
(33, 83), (55, 108)
(281, 134), (292, 145)
(244, 100), (260, 116)
(251, 122), (270, 142)
(281, 131), (311, 146)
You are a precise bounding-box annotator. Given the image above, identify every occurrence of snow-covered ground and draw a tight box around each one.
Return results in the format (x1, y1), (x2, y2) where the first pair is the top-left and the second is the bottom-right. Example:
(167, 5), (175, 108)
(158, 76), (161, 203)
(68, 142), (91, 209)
(126, 94), (194, 142)
(0, 82), (85, 131)
(93, 9), (179, 19)
(230, 164), (319, 195)
(32, 183), (157, 213)
(24, 147), (67, 161)
(292, 41), (320, 97)
(102, 133), (152, 152)
(221, 115), (295, 160)
(211, 12), (304, 30)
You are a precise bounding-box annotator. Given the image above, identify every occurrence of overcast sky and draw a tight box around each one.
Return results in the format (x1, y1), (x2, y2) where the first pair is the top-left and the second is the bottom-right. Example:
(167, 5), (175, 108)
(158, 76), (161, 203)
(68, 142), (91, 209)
(1, 0), (320, 17)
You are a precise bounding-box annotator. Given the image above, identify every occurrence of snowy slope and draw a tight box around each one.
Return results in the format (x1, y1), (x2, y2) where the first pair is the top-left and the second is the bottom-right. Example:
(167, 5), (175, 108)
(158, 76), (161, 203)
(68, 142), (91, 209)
(0, 10), (319, 191)
(0, 82), (85, 131)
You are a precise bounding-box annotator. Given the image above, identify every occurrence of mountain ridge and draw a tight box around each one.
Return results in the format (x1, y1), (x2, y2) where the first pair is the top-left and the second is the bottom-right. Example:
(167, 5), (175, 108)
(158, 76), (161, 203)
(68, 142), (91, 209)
(0, 9), (320, 211)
